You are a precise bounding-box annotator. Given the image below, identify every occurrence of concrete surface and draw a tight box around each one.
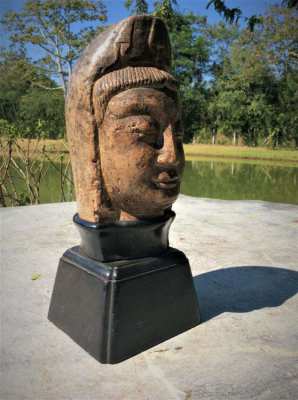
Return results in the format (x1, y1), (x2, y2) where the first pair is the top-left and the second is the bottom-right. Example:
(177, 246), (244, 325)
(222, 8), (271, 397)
(1, 195), (298, 400)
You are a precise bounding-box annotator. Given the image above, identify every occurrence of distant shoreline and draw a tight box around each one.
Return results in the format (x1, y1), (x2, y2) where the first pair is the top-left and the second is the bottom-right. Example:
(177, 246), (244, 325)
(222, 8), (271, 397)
(185, 152), (298, 165)
(1, 138), (297, 164)
(183, 144), (298, 164)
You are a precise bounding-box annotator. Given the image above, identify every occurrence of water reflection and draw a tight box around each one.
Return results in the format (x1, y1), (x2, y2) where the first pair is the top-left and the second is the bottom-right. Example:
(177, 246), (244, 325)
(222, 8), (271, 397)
(4, 157), (298, 205)
(4, 160), (75, 205)
(181, 158), (298, 205)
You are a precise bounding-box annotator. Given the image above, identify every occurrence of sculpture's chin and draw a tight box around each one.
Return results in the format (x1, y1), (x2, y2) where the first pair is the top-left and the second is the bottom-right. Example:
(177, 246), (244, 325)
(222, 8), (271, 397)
(120, 209), (166, 221)
(116, 195), (178, 221)
(106, 180), (180, 221)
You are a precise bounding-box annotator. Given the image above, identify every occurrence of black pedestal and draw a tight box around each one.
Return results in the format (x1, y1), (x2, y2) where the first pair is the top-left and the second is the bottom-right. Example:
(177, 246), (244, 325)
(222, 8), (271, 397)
(48, 246), (200, 364)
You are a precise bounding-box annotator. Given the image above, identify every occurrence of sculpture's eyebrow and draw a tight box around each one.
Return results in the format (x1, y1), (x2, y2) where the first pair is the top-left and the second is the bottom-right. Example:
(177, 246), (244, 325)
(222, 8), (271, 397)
(107, 98), (181, 123)
(107, 100), (157, 119)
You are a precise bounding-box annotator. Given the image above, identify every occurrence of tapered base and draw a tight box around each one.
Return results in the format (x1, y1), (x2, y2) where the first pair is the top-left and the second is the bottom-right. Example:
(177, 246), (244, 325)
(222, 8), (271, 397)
(48, 246), (200, 364)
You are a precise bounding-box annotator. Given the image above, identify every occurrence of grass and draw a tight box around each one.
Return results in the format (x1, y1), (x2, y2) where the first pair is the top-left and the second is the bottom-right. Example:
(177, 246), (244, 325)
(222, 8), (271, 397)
(0, 138), (68, 161)
(184, 143), (298, 163)
(16, 138), (68, 153)
(1, 138), (297, 163)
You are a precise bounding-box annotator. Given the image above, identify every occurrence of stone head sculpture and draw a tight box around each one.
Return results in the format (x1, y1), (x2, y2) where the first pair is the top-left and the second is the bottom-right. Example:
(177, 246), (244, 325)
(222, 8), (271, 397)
(49, 17), (200, 362)
(66, 15), (184, 223)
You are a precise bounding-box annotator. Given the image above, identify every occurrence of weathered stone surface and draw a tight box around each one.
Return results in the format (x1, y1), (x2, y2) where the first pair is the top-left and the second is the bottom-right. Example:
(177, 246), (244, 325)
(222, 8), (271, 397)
(66, 15), (183, 223)
(98, 87), (184, 220)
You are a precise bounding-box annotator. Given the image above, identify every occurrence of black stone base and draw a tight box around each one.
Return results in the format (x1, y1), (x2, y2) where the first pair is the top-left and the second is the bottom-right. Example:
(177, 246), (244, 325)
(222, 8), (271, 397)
(48, 246), (200, 364)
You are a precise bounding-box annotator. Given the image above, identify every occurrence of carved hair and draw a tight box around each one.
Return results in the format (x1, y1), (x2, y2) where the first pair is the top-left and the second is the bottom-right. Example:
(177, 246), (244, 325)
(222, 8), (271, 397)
(66, 16), (176, 222)
(93, 66), (178, 126)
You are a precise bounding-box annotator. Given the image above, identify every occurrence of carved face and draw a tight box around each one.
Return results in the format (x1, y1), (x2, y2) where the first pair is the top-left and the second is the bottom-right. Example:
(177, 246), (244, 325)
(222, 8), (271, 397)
(98, 87), (185, 220)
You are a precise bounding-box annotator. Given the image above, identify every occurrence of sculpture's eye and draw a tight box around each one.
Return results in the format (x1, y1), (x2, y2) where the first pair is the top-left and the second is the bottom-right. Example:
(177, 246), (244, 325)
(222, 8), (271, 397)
(139, 130), (163, 149)
(130, 116), (161, 149)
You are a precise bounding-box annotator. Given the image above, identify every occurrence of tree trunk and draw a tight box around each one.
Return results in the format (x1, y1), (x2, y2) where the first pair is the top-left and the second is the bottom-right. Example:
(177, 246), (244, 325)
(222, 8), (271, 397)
(211, 129), (216, 145)
(57, 63), (67, 97)
(233, 131), (237, 145)
(54, 42), (67, 97)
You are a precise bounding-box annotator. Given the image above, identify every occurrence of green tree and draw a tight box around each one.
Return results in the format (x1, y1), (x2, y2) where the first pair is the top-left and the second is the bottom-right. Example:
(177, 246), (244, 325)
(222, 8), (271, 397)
(0, 49), (55, 122)
(239, 5), (298, 146)
(254, 6), (298, 76)
(170, 14), (210, 142)
(2, 0), (107, 95)
(0, 49), (64, 138)
(206, 0), (241, 24)
(153, 3), (211, 142)
(275, 73), (298, 147)
(205, 5), (298, 147)
(19, 88), (65, 139)
(212, 89), (247, 145)
(206, 22), (239, 78)
(124, 0), (148, 14)
(207, 41), (276, 146)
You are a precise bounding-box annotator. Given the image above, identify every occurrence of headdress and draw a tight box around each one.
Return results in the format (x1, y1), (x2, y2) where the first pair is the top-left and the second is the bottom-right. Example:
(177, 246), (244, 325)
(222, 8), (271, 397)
(66, 16), (177, 222)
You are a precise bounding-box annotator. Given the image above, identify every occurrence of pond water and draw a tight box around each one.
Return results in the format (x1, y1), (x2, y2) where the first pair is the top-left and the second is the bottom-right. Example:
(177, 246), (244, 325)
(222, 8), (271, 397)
(3, 157), (298, 205)
(181, 158), (298, 204)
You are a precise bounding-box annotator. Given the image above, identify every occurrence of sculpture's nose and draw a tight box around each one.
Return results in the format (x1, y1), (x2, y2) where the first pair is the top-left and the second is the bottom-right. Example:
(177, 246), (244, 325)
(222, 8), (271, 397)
(157, 125), (178, 166)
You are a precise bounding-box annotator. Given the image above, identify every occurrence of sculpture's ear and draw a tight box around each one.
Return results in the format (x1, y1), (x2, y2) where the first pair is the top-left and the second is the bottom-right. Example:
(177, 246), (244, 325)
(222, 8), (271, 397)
(66, 16), (172, 223)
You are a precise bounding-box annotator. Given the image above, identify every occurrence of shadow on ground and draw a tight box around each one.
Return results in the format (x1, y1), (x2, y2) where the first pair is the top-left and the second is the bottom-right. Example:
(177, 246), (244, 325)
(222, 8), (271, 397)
(193, 266), (298, 323)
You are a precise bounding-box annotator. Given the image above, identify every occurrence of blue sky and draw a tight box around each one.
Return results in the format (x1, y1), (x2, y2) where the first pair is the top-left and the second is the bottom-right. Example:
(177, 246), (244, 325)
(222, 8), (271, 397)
(1, 0), (279, 24)
(1, 0), (279, 60)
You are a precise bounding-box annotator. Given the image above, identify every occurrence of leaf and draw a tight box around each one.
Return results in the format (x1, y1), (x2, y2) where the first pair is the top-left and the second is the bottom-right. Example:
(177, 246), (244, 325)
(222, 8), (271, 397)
(31, 273), (42, 281)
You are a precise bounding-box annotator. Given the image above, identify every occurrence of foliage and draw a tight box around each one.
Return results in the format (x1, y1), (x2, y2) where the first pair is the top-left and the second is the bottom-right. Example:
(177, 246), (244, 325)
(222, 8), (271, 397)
(0, 119), (20, 138)
(0, 50), (64, 139)
(1, 1), (298, 149)
(204, 5), (298, 147)
(169, 13), (210, 142)
(124, 0), (148, 14)
(2, 0), (107, 95)
(207, 0), (241, 24)
(0, 49), (53, 122)
(19, 89), (65, 138)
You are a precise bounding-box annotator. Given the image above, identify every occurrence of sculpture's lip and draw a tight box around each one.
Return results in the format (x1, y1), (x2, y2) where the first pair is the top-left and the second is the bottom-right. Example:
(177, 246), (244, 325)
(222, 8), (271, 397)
(152, 176), (180, 189)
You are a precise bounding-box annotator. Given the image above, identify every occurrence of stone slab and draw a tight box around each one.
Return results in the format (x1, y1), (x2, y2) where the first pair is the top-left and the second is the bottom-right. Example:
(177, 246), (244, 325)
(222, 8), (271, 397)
(1, 195), (298, 400)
